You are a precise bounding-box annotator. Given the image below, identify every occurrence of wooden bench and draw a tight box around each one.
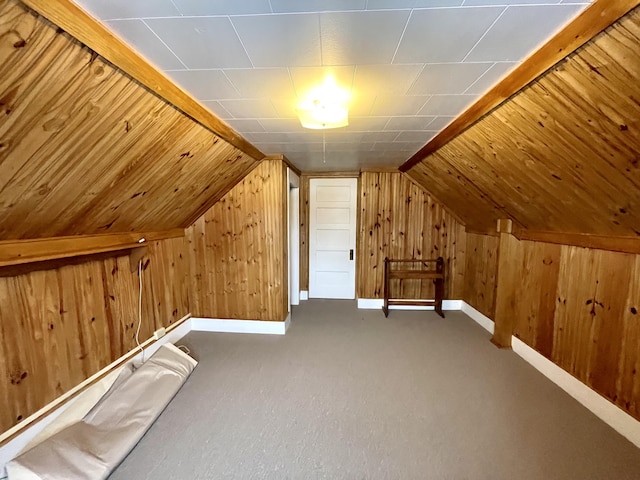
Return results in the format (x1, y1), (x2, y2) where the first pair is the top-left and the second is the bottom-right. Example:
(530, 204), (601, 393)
(383, 257), (445, 318)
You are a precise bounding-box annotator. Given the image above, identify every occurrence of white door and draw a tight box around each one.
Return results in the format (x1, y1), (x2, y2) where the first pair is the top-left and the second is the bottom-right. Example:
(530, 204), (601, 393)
(309, 178), (357, 299)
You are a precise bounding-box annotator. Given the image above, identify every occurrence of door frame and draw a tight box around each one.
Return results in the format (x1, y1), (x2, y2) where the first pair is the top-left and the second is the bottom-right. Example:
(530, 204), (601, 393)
(308, 176), (358, 299)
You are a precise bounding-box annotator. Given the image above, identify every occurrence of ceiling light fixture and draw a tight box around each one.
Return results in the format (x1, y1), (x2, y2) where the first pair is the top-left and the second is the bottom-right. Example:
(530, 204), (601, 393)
(297, 76), (350, 130)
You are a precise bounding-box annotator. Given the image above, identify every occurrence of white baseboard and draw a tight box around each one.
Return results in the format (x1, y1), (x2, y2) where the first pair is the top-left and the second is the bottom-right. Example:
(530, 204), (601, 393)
(512, 336), (640, 449)
(300, 290), (309, 301)
(461, 302), (495, 334)
(357, 298), (462, 311)
(0, 315), (193, 478)
(191, 315), (289, 335)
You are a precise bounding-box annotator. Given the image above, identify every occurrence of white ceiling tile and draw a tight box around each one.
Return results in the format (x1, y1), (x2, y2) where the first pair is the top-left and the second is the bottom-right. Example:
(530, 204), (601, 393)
(394, 131), (437, 143)
(166, 70), (239, 100)
(361, 132), (400, 143)
(419, 94), (478, 116)
(326, 142), (375, 152)
(345, 117), (390, 131)
(225, 119), (266, 133)
(286, 132), (325, 143)
(367, 0), (463, 7)
(290, 66), (355, 97)
(385, 116), (435, 131)
(171, 0), (271, 15)
(224, 69), (296, 98)
(232, 14), (322, 68)
(323, 131), (368, 143)
(104, 20), (184, 70)
(258, 118), (306, 133)
(374, 141), (426, 151)
(280, 143), (324, 152)
(353, 64), (423, 96)
(465, 5), (583, 62)
(394, 7), (504, 64)
(74, 0), (180, 20)
(408, 63), (492, 94)
(463, 0), (561, 5)
(413, 0), (464, 5)
(366, 0), (415, 9)
(464, 62), (518, 95)
(219, 99), (279, 118)
(370, 95), (430, 116)
(427, 116), (456, 130)
(320, 11), (410, 65)
(348, 93), (377, 117)
(270, 98), (300, 118)
(271, 0), (366, 13)
(146, 18), (251, 69)
(201, 101), (234, 119)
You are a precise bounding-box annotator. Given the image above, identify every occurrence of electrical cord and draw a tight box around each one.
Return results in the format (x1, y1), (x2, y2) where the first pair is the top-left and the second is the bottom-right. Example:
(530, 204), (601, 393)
(135, 258), (144, 364)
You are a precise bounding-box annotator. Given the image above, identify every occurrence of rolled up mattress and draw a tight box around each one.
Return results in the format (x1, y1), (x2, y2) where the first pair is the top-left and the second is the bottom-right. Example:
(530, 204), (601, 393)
(7, 343), (197, 480)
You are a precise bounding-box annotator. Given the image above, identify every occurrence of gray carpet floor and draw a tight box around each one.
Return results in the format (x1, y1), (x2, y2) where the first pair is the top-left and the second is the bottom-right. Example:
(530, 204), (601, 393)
(110, 300), (640, 479)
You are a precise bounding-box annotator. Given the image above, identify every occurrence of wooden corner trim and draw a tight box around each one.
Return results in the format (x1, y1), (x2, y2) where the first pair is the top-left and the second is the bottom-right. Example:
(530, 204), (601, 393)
(512, 228), (640, 255)
(399, 0), (640, 173)
(20, 0), (264, 161)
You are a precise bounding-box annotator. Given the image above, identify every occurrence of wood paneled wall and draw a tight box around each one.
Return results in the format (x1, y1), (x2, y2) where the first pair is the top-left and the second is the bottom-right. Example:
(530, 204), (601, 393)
(463, 233), (499, 319)
(468, 232), (640, 421)
(187, 160), (288, 321)
(0, 0), (259, 240)
(405, 6), (640, 237)
(357, 172), (465, 300)
(0, 237), (190, 433)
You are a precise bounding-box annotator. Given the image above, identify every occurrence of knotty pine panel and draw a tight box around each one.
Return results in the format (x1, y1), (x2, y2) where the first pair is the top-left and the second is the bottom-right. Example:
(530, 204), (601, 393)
(553, 246), (638, 418)
(406, 7), (640, 236)
(475, 231), (640, 420)
(357, 171), (465, 300)
(0, 0), (259, 239)
(463, 233), (499, 319)
(186, 160), (288, 322)
(0, 236), (190, 433)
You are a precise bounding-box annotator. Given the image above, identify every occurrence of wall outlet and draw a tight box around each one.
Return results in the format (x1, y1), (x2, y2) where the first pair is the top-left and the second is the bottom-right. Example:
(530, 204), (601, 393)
(153, 327), (166, 340)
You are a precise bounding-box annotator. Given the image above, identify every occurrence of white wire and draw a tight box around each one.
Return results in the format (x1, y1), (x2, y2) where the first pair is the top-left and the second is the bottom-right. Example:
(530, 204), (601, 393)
(135, 258), (144, 363)
(322, 132), (326, 164)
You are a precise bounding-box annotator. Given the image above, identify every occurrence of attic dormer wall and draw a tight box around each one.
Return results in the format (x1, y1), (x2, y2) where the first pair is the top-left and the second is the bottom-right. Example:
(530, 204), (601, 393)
(357, 171), (465, 301)
(186, 159), (289, 322)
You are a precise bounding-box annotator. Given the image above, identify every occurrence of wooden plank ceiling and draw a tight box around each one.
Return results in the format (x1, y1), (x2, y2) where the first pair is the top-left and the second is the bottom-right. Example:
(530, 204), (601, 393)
(403, 6), (640, 238)
(0, 0), (262, 240)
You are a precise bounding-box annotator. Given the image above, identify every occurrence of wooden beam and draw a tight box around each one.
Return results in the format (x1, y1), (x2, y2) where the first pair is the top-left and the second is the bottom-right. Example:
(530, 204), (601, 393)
(512, 228), (640, 255)
(0, 229), (183, 268)
(496, 219), (513, 234)
(491, 232), (521, 348)
(301, 171), (361, 178)
(399, 0), (640, 173)
(20, 0), (264, 161)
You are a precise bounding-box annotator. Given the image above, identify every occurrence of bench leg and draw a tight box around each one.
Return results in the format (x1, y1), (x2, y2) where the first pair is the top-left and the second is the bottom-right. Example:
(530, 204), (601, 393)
(435, 279), (445, 318)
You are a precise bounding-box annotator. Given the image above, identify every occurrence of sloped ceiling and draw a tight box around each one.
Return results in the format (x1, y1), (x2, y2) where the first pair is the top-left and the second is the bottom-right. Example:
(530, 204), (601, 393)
(71, 0), (592, 171)
(0, 0), (261, 240)
(405, 5), (640, 237)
